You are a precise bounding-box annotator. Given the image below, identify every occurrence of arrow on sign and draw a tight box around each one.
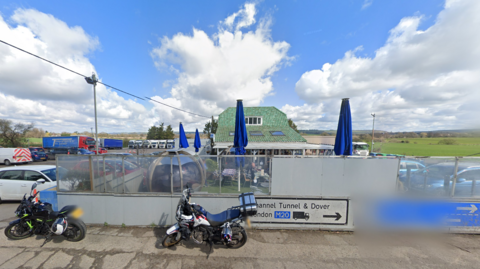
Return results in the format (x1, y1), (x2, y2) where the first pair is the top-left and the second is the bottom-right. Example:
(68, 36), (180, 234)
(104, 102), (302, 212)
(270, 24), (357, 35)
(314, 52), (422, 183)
(323, 212), (342, 221)
(457, 204), (478, 213)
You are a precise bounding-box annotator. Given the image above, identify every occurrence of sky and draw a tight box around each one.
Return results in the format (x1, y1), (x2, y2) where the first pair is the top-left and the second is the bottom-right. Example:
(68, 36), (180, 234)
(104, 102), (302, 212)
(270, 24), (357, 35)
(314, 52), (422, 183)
(0, 0), (479, 133)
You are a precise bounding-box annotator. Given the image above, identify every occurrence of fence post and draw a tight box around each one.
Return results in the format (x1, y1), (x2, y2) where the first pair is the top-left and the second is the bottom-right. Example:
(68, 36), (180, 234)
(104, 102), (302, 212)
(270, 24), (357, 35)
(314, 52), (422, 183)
(55, 155), (60, 191)
(89, 155), (94, 191)
(219, 155), (222, 194)
(395, 157), (402, 191)
(103, 155), (106, 193)
(170, 156), (173, 194)
(450, 156), (459, 197)
(122, 156), (126, 194)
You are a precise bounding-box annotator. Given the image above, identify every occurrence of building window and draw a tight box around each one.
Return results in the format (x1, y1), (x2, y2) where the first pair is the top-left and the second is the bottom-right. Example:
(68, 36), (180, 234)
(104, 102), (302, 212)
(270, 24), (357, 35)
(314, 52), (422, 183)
(270, 131), (285, 136)
(250, 131), (264, 136)
(229, 131), (235, 136)
(245, 117), (262, 125)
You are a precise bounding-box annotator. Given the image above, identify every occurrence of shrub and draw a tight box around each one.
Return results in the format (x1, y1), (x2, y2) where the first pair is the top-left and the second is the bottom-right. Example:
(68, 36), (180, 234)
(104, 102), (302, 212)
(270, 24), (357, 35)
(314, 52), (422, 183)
(438, 138), (458, 145)
(205, 159), (218, 172)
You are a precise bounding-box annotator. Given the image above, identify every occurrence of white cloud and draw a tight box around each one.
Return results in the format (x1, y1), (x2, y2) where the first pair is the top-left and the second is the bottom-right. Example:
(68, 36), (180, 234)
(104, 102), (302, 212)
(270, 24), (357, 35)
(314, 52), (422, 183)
(292, 0), (480, 131)
(151, 2), (291, 129)
(0, 9), (155, 132)
(362, 0), (373, 10)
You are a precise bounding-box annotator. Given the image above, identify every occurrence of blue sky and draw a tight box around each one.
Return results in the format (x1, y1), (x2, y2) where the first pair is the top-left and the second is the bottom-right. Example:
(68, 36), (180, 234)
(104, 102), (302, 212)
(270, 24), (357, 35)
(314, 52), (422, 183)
(0, 0), (478, 132)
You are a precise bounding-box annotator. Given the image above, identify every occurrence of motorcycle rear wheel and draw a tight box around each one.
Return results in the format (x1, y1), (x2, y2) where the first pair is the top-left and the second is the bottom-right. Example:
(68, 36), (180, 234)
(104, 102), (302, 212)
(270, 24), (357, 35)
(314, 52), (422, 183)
(226, 228), (247, 248)
(64, 219), (87, 242)
(4, 223), (32, 240)
(162, 233), (181, 247)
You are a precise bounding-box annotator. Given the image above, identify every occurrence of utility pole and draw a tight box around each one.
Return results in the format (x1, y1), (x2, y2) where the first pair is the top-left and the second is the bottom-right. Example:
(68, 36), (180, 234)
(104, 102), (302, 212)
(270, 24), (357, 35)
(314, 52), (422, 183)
(85, 73), (99, 154)
(371, 113), (376, 153)
(90, 127), (94, 138)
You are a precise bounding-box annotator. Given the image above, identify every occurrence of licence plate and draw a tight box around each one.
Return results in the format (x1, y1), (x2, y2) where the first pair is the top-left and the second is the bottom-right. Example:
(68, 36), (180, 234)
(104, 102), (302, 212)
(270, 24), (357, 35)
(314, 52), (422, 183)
(71, 208), (84, 219)
(41, 157), (45, 160)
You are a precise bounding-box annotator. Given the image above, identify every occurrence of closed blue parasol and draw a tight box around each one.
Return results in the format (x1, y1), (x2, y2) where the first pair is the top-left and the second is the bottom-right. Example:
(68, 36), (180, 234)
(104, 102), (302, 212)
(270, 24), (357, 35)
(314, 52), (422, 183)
(179, 122), (189, 149)
(234, 99), (248, 191)
(194, 128), (201, 153)
(334, 98), (353, 156)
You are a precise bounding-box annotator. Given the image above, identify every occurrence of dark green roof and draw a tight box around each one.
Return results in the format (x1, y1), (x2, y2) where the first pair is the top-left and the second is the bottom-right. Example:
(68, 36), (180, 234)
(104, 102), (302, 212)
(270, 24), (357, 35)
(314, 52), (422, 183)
(216, 107), (307, 143)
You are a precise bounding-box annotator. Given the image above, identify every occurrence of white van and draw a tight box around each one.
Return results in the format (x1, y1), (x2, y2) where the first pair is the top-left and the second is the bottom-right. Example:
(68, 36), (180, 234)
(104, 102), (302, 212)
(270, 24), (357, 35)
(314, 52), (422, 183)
(353, 142), (370, 156)
(0, 148), (33, 166)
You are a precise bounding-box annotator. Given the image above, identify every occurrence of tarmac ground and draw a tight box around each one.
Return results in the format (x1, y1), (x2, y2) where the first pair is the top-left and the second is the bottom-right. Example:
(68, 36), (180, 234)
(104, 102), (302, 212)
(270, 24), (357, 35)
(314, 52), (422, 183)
(1, 212), (480, 269)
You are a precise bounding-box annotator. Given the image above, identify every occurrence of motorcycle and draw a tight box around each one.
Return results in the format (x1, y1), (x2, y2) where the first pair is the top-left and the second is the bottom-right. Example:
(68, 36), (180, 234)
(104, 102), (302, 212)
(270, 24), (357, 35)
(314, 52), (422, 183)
(162, 185), (257, 251)
(4, 179), (87, 246)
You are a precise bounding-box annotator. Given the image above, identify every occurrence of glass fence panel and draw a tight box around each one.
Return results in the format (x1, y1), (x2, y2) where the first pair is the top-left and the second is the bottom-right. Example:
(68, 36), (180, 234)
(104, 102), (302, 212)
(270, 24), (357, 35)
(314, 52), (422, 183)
(57, 155), (92, 192)
(452, 158), (480, 198)
(91, 155), (105, 193)
(123, 156), (155, 193)
(399, 157), (456, 197)
(103, 155), (125, 193)
(219, 156), (270, 195)
(196, 155), (220, 194)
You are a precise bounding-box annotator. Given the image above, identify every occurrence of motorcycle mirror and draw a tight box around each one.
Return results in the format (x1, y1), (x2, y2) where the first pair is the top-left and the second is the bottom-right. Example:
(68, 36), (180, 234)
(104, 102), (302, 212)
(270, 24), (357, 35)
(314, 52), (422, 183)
(36, 178), (46, 184)
(31, 183), (37, 191)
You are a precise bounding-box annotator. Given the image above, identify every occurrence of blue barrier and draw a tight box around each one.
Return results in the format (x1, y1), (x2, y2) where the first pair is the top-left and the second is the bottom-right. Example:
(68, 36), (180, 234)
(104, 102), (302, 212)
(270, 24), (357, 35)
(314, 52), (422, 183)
(40, 187), (58, 211)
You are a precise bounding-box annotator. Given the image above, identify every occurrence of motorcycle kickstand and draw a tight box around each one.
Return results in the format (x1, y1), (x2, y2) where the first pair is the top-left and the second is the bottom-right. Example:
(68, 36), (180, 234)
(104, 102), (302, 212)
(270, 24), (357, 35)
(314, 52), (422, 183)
(40, 233), (53, 248)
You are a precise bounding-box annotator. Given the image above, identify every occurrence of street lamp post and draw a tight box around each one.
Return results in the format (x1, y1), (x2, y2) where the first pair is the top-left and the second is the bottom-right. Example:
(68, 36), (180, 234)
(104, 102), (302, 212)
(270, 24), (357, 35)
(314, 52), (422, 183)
(85, 73), (99, 154)
(371, 113), (376, 153)
(90, 127), (94, 138)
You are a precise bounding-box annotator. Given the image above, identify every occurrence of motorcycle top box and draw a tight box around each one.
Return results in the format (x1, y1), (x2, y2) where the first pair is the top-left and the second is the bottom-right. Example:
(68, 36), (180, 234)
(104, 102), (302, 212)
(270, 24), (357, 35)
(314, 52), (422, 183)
(238, 192), (257, 217)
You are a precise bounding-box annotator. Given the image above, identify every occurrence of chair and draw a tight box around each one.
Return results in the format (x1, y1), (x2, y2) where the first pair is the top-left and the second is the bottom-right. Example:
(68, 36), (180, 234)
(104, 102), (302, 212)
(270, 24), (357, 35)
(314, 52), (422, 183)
(243, 174), (251, 187)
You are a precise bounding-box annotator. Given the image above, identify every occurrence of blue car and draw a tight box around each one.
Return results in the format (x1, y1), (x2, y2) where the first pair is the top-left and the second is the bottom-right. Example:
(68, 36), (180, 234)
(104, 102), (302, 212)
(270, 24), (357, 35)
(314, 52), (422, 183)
(28, 148), (47, 161)
(77, 148), (94, 155)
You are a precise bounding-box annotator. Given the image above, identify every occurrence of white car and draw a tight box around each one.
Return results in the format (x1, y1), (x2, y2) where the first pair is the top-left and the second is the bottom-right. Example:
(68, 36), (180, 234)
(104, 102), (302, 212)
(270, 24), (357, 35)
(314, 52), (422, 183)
(0, 165), (60, 202)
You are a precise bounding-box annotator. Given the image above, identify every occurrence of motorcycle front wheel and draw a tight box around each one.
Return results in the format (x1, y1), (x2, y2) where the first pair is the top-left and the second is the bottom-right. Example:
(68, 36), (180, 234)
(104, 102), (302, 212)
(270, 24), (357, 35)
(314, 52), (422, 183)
(226, 228), (248, 248)
(162, 233), (181, 247)
(4, 223), (32, 240)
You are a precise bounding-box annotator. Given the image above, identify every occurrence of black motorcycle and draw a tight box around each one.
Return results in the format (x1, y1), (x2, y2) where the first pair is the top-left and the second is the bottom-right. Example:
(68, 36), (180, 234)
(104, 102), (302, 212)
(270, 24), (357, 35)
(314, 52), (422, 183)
(162, 185), (257, 251)
(4, 179), (87, 245)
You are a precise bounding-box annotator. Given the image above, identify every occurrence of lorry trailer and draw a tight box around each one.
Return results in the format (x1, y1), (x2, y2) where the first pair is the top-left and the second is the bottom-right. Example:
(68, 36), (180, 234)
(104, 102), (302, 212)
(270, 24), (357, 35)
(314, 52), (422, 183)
(42, 136), (95, 150)
(99, 138), (123, 149)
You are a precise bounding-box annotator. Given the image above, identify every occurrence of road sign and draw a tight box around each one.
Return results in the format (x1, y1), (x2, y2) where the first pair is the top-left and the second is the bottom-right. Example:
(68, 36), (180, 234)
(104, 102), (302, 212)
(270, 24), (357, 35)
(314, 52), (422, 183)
(251, 198), (348, 225)
(375, 200), (480, 227)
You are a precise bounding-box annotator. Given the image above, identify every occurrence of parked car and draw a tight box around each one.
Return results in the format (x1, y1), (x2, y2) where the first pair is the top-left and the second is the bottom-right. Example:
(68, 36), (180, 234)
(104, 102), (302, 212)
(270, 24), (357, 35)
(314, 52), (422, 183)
(0, 165), (66, 202)
(77, 149), (94, 155)
(398, 160), (425, 180)
(28, 148), (47, 162)
(104, 153), (132, 156)
(407, 162), (480, 196)
(29, 147), (45, 153)
(91, 148), (108, 154)
(46, 148), (77, 159)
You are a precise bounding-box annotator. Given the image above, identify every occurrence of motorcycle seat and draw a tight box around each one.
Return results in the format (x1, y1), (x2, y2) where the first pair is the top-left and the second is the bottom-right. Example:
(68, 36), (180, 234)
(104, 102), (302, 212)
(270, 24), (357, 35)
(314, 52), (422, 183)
(205, 209), (241, 227)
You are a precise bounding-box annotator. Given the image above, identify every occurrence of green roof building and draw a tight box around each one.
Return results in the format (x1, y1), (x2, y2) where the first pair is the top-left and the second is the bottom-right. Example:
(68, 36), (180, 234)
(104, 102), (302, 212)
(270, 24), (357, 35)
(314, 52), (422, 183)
(214, 106), (334, 155)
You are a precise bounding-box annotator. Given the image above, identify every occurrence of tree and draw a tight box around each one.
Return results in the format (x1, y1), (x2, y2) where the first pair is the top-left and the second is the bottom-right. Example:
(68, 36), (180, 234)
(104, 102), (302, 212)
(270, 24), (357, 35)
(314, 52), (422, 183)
(61, 132), (71, 137)
(156, 123), (165, 139)
(0, 119), (34, 147)
(164, 125), (175, 139)
(288, 118), (299, 133)
(203, 116), (218, 142)
(147, 126), (157, 139)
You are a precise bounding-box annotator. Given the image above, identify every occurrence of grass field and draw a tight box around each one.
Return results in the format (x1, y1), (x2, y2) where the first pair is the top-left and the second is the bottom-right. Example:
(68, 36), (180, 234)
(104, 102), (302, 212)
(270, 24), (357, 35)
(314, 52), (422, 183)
(371, 137), (480, 156)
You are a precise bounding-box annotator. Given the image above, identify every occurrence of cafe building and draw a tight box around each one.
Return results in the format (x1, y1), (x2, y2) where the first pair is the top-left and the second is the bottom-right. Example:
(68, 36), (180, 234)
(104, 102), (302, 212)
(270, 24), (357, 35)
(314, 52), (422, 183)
(214, 106), (334, 156)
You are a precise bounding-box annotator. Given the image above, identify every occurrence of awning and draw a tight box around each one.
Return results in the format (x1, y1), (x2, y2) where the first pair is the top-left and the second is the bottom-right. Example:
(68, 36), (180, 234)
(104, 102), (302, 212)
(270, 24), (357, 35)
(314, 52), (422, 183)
(213, 142), (333, 150)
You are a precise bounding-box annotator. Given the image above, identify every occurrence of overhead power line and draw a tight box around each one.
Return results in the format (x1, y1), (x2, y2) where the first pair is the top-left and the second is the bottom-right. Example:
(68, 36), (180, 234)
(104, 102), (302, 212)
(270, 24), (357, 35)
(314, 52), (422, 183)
(0, 39), (210, 118)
